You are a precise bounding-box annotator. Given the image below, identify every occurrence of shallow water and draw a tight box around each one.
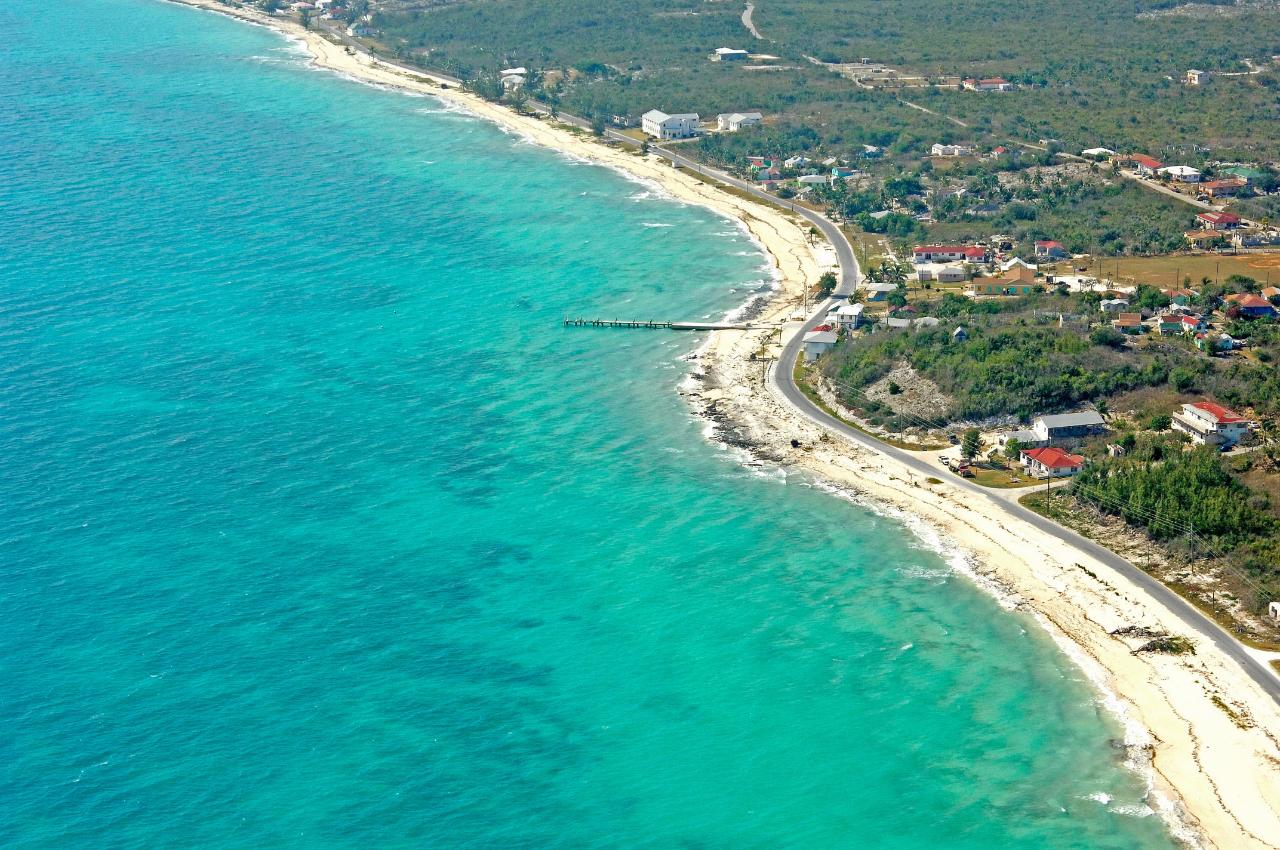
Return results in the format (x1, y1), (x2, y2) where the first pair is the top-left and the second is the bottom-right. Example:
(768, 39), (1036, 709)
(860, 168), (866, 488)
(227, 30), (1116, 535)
(0, 1), (1179, 847)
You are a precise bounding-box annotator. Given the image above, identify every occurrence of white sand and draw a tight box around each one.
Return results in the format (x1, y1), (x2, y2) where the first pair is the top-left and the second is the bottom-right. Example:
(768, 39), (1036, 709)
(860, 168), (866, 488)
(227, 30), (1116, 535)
(168, 3), (1280, 846)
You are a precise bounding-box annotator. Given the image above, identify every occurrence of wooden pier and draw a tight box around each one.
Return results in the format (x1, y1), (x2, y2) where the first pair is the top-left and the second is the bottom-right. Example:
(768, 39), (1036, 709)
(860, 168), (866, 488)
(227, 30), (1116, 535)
(563, 318), (751, 331)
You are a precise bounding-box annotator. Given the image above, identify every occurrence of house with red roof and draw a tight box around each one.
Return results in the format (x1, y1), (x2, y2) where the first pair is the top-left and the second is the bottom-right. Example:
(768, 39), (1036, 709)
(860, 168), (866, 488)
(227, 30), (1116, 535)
(912, 244), (990, 264)
(1020, 446), (1086, 478)
(1200, 178), (1248, 198)
(1171, 401), (1251, 448)
(1034, 239), (1067, 259)
(1196, 211), (1241, 230)
(1232, 294), (1277, 318)
(1158, 314), (1205, 335)
(1130, 154), (1163, 176)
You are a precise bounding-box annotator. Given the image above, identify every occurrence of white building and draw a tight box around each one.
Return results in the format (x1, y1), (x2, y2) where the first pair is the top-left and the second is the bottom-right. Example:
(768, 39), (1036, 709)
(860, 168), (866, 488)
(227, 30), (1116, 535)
(1158, 165), (1202, 183)
(796, 174), (828, 188)
(1185, 69), (1206, 86)
(931, 143), (974, 158)
(716, 112), (763, 132)
(1081, 147), (1115, 158)
(1032, 411), (1107, 443)
(713, 47), (749, 61)
(642, 110), (700, 140)
(1099, 298), (1129, 313)
(1171, 402), (1250, 448)
(830, 303), (864, 331)
(803, 330), (838, 361)
(916, 263), (968, 283)
(783, 155), (810, 169)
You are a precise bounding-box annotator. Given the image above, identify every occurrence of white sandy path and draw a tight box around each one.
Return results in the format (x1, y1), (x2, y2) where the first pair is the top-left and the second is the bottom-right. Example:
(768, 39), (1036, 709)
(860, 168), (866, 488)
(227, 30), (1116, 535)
(167, 3), (1280, 847)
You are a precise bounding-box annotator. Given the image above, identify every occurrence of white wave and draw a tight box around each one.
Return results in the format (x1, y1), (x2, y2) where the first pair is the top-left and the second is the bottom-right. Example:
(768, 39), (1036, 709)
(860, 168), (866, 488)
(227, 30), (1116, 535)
(642, 222), (675, 228)
(1084, 791), (1113, 805)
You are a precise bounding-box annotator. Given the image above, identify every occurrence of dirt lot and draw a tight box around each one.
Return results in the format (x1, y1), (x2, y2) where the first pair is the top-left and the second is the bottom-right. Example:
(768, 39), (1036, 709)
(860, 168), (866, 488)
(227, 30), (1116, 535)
(1047, 251), (1280, 288)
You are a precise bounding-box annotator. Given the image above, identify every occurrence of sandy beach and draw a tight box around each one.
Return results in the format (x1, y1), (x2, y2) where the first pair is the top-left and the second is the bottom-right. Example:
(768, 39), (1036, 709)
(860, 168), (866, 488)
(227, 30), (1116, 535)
(168, 3), (1280, 847)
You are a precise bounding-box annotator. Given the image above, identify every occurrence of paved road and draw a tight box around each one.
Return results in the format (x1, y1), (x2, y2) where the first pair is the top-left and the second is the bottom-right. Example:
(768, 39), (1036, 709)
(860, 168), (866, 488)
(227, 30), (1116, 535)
(319, 25), (1280, 701)
(770, 308), (1280, 704)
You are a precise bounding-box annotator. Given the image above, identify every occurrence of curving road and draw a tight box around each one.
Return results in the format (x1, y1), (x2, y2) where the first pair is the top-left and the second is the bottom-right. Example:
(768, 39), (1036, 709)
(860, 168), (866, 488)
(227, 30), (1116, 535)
(320, 28), (1280, 702)
(770, 305), (1280, 704)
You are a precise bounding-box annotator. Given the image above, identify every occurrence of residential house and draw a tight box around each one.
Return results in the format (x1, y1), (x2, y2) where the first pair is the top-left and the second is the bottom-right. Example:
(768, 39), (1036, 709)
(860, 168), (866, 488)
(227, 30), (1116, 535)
(347, 23), (375, 36)
(802, 329), (838, 361)
(796, 174), (829, 188)
(1158, 314), (1204, 335)
(830, 302), (864, 331)
(864, 283), (899, 302)
(930, 143), (974, 158)
(962, 77), (1014, 91)
(1131, 154), (1163, 176)
(912, 244), (989, 264)
(1099, 298), (1130, 313)
(1231, 294), (1277, 318)
(1223, 166), (1268, 184)
(885, 317), (912, 330)
(831, 166), (859, 180)
(1171, 401), (1250, 448)
(1162, 288), (1196, 305)
(641, 110), (700, 140)
(1112, 312), (1144, 334)
(1034, 239), (1068, 259)
(1195, 332), (1235, 352)
(716, 112), (762, 132)
(1184, 69), (1207, 85)
(1021, 446), (1086, 478)
(996, 428), (1041, 450)
(1032, 411), (1107, 443)
(975, 265), (1037, 296)
(783, 155), (810, 169)
(713, 47), (749, 61)
(1184, 229), (1226, 249)
(746, 156), (775, 169)
(1158, 165), (1201, 183)
(1196, 211), (1241, 230)
(917, 264), (969, 283)
(1002, 257), (1038, 273)
(1200, 178), (1248, 198)
(952, 326), (969, 342)
(1081, 147), (1115, 159)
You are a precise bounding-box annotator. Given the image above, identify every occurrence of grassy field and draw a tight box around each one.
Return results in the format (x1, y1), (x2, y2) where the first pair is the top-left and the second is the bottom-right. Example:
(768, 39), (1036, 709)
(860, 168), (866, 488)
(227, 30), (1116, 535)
(1045, 252), (1280, 288)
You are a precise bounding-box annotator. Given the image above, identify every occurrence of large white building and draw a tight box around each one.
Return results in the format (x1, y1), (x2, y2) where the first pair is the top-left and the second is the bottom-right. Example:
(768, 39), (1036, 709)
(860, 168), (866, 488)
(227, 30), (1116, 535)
(716, 112), (763, 132)
(642, 110), (700, 140)
(1171, 401), (1250, 448)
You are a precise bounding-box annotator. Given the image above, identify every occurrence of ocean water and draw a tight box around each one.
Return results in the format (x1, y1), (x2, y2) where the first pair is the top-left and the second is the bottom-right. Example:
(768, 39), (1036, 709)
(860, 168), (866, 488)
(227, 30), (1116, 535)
(0, 1), (1180, 848)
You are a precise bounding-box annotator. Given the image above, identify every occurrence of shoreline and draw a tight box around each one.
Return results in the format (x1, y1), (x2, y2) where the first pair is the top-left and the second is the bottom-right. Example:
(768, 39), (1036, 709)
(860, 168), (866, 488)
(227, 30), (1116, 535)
(162, 3), (1280, 848)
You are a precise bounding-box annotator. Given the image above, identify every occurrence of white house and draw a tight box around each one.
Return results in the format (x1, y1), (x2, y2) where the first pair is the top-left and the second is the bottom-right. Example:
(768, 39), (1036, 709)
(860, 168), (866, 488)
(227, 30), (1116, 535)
(796, 174), (828, 188)
(1099, 298), (1130, 313)
(1081, 147), (1115, 158)
(864, 283), (898, 301)
(962, 77), (1014, 92)
(783, 155), (810, 169)
(830, 302), (864, 331)
(347, 23), (375, 36)
(1185, 69), (1207, 86)
(1032, 411), (1107, 443)
(1158, 165), (1201, 183)
(502, 75), (526, 90)
(716, 112), (763, 132)
(1002, 257), (1038, 273)
(642, 110), (700, 140)
(713, 47), (749, 61)
(1171, 401), (1250, 448)
(931, 143), (974, 158)
(803, 330), (838, 361)
(501, 67), (528, 78)
(916, 263), (968, 283)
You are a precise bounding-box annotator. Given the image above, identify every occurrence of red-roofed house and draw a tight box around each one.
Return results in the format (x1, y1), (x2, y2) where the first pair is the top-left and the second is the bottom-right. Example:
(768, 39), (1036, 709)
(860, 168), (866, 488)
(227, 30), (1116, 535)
(1020, 447), (1086, 478)
(1171, 402), (1250, 448)
(1234, 294), (1277, 318)
(1196, 211), (1241, 230)
(1131, 155), (1163, 176)
(912, 244), (990, 264)
(1200, 178), (1248, 198)
(1034, 239), (1067, 259)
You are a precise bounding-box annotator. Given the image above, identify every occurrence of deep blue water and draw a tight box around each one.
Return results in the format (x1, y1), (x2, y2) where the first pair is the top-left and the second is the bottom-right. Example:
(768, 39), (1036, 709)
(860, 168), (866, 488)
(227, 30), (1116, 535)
(0, 1), (1179, 847)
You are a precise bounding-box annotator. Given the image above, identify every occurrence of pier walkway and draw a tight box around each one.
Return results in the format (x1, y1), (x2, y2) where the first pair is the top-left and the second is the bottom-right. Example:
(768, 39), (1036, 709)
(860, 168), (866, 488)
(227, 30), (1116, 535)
(563, 318), (752, 331)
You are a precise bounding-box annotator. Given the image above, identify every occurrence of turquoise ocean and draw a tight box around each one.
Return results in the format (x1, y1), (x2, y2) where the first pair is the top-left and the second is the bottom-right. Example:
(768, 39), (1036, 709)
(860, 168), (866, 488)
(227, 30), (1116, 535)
(1, 1), (1180, 847)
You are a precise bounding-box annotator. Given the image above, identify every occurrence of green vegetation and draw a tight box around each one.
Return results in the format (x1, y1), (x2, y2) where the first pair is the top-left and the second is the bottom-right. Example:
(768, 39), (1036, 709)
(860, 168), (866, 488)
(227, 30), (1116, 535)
(1072, 447), (1279, 606)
